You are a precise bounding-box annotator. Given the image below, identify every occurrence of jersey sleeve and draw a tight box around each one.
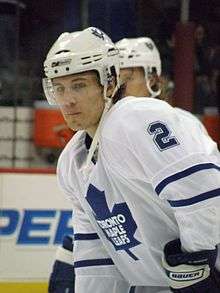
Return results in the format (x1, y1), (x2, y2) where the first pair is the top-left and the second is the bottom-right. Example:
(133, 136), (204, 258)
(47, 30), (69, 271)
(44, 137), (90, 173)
(57, 145), (78, 202)
(99, 100), (220, 252)
(175, 107), (220, 157)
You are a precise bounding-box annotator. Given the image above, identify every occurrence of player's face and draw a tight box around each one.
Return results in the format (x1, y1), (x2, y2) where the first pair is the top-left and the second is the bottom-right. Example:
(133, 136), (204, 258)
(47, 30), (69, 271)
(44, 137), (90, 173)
(121, 67), (149, 97)
(52, 71), (104, 136)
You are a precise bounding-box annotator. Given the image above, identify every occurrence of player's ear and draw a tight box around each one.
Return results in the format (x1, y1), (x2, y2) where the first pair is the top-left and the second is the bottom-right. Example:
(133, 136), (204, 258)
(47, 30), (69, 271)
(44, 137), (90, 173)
(120, 68), (134, 85)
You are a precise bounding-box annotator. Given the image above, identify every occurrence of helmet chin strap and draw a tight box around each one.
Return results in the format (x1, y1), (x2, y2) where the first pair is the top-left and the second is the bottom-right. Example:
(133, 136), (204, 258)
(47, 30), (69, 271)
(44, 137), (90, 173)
(146, 79), (161, 98)
(85, 83), (117, 168)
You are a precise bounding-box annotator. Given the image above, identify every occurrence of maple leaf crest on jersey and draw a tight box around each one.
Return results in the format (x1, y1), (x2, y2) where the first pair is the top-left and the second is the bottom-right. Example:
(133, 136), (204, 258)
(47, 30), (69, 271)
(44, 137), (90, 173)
(86, 184), (141, 260)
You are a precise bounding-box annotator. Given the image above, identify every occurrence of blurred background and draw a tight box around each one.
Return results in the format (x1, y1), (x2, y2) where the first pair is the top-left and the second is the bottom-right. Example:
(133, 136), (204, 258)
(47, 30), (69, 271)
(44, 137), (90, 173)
(0, 0), (219, 168)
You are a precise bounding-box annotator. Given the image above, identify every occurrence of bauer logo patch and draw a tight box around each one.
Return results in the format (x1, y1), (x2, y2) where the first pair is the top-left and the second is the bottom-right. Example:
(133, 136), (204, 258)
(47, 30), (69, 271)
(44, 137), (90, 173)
(86, 184), (141, 260)
(169, 269), (204, 281)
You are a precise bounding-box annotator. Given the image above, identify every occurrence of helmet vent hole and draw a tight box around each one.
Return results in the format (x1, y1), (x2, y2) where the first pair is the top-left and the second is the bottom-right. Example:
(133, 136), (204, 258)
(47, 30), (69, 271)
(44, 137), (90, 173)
(83, 61), (92, 65)
(66, 67), (69, 71)
(55, 50), (70, 55)
(152, 67), (157, 74)
(54, 70), (58, 74)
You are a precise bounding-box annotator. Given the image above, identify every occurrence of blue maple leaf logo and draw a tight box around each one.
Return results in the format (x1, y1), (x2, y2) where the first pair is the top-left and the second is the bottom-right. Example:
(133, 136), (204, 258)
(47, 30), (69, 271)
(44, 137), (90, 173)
(86, 184), (141, 260)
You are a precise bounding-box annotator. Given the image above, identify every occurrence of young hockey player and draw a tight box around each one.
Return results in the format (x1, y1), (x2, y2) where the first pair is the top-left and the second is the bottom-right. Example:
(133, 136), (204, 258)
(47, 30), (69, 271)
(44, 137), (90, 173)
(44, 27), (141, 293)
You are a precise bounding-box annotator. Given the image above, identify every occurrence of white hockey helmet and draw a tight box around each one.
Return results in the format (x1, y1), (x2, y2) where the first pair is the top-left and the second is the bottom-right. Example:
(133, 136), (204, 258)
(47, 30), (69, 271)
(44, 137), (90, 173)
(43, 27), (120, 105)
(116, 37), (161, 75)
(116, 37), (161, 97)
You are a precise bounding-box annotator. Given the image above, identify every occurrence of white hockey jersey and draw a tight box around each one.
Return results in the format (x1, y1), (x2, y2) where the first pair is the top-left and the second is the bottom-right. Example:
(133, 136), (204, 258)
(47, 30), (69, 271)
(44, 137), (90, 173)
(57, 131), (139, 292)
(57, 97), (220, 291)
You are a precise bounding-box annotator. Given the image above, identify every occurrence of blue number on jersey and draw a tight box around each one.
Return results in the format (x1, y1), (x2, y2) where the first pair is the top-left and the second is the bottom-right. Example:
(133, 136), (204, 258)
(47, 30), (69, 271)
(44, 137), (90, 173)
(147, 121), (179, 151)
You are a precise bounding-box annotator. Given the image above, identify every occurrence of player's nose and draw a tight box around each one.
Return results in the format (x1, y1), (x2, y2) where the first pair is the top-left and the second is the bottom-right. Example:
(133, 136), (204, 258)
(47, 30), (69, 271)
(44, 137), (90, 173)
(62, 90), (77, 105)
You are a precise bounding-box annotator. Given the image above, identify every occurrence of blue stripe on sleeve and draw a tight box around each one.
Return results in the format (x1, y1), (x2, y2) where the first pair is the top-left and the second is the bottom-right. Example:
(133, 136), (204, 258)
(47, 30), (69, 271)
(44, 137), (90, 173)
(74, 233), (100, 241)
(155, 163), (220, 195)
(168, 188), (220, 207)
(74, 258), (114, 268)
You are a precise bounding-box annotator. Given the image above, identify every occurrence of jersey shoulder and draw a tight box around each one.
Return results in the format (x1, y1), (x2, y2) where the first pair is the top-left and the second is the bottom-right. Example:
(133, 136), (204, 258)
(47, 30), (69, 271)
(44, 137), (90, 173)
(174, 107), (207, 132)
(56, 130), (87, 199)
(57, 130), (86, 173)
(102, 97), (175, 141)
(108, 96), (172, 118)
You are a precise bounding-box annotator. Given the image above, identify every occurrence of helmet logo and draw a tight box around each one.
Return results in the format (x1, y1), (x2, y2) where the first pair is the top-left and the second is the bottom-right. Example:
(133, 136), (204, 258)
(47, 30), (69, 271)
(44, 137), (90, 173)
(145, 42), (154, 50)
(91, 28), (105, 40)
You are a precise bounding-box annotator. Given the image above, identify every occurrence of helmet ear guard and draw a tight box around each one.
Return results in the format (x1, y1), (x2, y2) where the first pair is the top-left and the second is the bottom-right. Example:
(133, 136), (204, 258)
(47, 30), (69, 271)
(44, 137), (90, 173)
(146, 79), (161, 98)
(145, 66), (162, 98)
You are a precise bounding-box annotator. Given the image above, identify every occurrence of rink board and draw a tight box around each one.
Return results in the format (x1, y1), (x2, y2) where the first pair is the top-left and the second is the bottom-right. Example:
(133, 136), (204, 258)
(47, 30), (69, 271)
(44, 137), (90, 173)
(0, 169), (73, 290)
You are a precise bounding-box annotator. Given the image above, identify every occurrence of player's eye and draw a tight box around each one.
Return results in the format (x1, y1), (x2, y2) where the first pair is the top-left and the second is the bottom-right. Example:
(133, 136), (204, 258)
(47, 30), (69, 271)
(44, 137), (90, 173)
(54, 85), (64, 95)
(71, 83), (86, 91)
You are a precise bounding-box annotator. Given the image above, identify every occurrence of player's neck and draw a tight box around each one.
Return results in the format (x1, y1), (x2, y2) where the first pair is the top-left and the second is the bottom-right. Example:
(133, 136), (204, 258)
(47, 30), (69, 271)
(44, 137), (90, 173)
(85, 124), (98, 138)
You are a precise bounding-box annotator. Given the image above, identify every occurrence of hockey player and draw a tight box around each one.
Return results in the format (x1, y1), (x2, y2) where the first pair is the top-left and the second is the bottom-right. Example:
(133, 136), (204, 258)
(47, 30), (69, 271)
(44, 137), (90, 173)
(43, 28), (143, 293)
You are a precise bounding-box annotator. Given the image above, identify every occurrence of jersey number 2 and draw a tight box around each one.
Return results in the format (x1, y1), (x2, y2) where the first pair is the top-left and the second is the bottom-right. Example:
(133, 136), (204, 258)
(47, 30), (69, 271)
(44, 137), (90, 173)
(147, 121), (179, 151)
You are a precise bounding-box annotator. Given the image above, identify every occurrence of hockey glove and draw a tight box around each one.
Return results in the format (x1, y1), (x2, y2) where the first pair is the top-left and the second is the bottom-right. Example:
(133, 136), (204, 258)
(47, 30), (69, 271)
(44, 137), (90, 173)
(162, 239), (220, 293)
(48, 235), (75, 293)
